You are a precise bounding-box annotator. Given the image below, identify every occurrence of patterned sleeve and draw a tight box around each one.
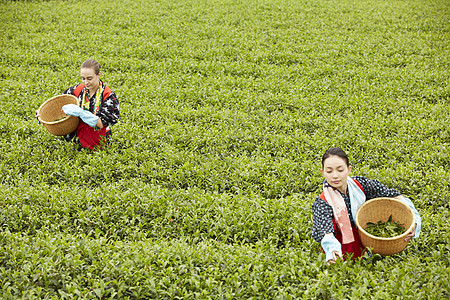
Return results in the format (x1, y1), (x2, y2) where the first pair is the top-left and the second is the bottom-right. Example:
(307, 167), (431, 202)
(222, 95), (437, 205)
(98, 91), (120, 128)
(312, 197), (335, 243)
(354, 176), (401, 200)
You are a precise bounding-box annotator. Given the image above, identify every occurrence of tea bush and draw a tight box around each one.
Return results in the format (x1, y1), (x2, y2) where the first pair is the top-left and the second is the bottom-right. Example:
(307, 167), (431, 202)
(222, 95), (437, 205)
(0, 0), (449, 298)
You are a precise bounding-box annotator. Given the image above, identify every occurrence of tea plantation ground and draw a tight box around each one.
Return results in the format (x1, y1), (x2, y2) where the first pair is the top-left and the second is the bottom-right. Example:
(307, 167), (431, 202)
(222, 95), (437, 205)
(0, 0), (449, 298)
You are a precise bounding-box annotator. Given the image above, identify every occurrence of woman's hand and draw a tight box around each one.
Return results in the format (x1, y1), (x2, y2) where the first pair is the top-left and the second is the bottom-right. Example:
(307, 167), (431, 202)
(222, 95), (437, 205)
(35, 110), (42, 124)
(404, 223), (417, 242)
(327, 251), (343, 265)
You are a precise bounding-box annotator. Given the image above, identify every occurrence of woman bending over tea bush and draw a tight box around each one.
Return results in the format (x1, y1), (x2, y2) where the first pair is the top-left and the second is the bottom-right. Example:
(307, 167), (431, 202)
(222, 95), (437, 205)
(311, 147), (421, 265)
(36, 59), (120, 149)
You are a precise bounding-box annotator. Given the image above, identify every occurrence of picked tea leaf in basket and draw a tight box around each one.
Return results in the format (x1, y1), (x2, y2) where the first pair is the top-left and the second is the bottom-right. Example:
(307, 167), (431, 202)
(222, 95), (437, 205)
(365, 215), (407, 238)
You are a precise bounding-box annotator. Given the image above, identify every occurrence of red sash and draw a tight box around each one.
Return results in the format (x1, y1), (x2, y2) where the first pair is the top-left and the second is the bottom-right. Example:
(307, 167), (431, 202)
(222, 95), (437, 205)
(319, 179), (365, 260)
(73, 84), (111, 149)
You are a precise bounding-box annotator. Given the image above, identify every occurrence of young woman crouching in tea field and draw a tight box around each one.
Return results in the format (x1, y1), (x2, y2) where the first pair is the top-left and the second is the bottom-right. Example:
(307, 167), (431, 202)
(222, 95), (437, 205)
(311, 147), (421, 265)
(36, 59), (120, 149)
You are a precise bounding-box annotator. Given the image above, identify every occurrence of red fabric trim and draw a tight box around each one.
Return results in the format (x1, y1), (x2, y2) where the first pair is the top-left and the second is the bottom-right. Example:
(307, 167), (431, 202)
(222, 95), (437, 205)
(103, 85), (112, 99)
(319, 191), (326, 201)
(73, 83), (111, 101)
(353, 178), (364, 193)
(73, 84), (85, 98)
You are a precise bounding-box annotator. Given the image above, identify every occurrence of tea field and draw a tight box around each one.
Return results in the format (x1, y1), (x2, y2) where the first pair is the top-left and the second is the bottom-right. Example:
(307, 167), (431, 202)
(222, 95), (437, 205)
(0, 0), (449, 298)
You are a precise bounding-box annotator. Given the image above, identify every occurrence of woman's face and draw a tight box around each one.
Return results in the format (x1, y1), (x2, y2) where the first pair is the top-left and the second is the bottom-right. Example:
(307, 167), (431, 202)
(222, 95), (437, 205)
(80, 67), (100, 92)
(321, 155), (352, 193)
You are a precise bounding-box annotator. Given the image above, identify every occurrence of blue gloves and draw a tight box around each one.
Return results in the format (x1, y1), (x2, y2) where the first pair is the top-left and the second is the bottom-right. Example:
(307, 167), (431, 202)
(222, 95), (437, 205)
(62, 104), (83, 116)
(62, 104), (99, 128)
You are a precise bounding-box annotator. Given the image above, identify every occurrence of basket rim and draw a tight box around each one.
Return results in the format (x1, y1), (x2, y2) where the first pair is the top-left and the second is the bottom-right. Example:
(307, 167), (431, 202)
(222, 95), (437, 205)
(355, 197), (416, 241)
(40, 115), (77, 125)
(37, 94), (78, 125)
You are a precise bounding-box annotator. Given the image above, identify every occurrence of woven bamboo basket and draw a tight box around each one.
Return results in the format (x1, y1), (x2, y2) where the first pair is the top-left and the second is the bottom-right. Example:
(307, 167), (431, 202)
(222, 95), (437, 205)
(38, 95), (80, 136)
(355, 197), (416, 256)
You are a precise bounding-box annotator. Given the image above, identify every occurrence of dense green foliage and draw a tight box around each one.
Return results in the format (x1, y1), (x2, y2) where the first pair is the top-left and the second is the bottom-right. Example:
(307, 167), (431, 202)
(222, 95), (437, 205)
(0, 0), (449, 298)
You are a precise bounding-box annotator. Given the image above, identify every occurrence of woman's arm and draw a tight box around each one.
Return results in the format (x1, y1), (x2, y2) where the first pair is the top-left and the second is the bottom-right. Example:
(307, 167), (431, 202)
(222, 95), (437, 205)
(312, 197), (335, 242)
(312, 197), (343, 264)
(356, 177), (421, 240)
(393, 195), (421, 240)
(97, 91), (119, 128)
(354, 176), (401, 199)
(322, 233), (343, 265)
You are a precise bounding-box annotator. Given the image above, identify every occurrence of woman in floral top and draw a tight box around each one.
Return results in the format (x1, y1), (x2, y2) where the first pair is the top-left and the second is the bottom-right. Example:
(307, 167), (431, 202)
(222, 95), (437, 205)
(37, 59), (120, 149)
(60, 59), (120, 149)
(311, 147), (421, 265)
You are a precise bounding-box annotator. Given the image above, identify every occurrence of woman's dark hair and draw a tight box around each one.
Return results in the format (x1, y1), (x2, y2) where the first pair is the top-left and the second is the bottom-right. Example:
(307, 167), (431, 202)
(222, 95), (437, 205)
(322, 147), (349, 167)
(81, 59), (101, 75)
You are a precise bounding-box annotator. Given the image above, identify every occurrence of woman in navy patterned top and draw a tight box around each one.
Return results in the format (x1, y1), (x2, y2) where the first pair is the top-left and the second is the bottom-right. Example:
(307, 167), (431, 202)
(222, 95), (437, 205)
(311, 147), (421, 265)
